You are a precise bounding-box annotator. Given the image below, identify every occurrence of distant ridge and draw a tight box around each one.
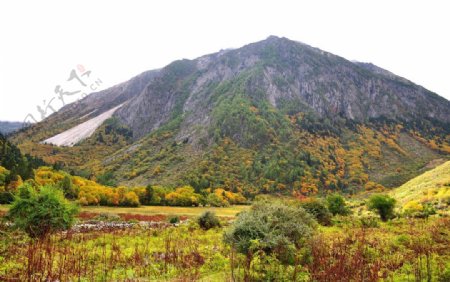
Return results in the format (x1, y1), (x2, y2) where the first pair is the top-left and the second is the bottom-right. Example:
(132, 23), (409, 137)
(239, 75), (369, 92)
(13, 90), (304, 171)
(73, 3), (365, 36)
(0, 121), (24, 135)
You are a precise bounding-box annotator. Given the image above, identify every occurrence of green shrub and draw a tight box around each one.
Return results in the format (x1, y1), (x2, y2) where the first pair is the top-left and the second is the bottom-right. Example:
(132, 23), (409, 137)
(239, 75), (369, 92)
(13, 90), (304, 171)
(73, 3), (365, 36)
(224, 200), (316, 261)
(169, 215), (180, 224)
(367, 194), (396, 221)
(326, 194), (351, 216)
(300, 199), (332, 226)
(198, 211), (220, 230)
(7, 185), (79, 239)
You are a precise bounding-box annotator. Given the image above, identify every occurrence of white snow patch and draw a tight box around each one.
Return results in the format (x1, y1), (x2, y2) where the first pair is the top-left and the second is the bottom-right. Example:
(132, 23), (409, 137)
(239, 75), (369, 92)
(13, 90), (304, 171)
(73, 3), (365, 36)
(42, 104), (123, 147)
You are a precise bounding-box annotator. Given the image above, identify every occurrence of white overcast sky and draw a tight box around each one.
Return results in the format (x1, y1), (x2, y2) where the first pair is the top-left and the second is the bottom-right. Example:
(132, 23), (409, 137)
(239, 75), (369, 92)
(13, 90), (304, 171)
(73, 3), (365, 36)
(1, 0), (449, 122)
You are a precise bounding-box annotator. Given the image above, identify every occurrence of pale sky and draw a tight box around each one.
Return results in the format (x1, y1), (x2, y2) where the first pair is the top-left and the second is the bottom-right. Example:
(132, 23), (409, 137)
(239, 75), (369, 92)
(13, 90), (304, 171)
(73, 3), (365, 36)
(1, 0), (449, 122)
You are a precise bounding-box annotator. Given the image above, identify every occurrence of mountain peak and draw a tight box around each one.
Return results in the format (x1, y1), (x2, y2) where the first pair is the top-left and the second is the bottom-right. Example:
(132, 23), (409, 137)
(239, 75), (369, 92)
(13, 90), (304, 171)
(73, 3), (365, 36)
(13, 36), (450, 192)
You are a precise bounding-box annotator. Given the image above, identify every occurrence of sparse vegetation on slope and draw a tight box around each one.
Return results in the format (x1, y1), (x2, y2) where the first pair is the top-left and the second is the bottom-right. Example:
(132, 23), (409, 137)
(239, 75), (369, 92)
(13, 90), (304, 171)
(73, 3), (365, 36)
(390, 160), (450, 214)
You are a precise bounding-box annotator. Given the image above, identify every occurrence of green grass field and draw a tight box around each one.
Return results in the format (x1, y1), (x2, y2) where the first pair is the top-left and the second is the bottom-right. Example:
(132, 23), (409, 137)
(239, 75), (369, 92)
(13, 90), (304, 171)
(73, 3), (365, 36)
(0, 204), (249, 218)
(81, 205), (249, 217)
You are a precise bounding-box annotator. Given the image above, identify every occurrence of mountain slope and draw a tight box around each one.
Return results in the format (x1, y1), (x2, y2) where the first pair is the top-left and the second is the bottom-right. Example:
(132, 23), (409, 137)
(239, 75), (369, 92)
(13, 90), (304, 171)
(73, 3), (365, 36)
(14, 69), (159, 144)
(390, 160), (450, 206)
(0, 133), (45, 186)
(12, 36), (450, 197)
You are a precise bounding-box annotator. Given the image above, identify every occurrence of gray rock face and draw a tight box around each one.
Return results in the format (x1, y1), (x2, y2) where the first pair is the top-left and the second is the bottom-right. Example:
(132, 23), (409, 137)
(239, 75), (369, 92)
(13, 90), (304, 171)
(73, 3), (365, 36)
(55, 69), (160, 125)
(115, 60), (198, 139)
(112, 36), (450, 142)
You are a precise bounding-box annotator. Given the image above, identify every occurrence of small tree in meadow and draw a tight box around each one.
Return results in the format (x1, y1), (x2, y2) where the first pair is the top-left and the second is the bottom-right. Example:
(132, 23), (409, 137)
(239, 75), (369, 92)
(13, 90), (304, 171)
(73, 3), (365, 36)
(367, 194), (396, 221)
(224, 201), (316, 281)
(301, 199), (332, 226)
(7, 184), (79, 239)
(326, 194), (351, 216)
(198, 211), (220, 230)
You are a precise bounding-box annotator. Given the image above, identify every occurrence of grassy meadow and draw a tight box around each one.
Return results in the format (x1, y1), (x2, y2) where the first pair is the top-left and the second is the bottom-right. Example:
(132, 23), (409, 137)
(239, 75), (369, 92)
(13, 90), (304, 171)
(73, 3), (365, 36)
(80, 205), (249, 218)
(0, 162), (449, 281)
(0, 213), (449, 281)
(0, 204), (248, 218)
